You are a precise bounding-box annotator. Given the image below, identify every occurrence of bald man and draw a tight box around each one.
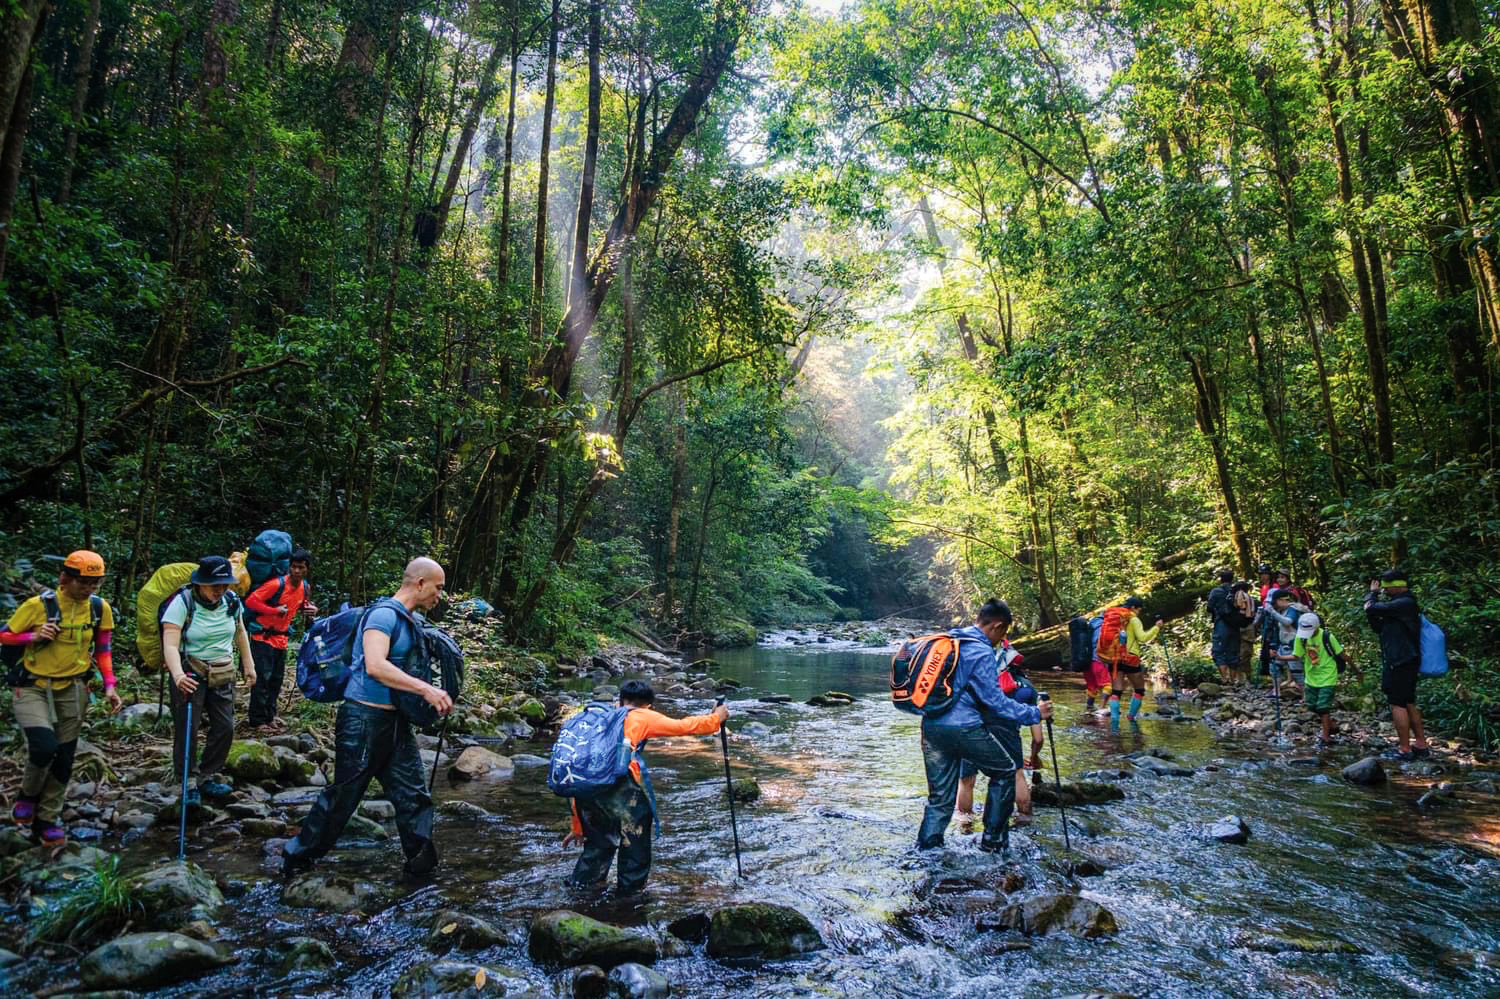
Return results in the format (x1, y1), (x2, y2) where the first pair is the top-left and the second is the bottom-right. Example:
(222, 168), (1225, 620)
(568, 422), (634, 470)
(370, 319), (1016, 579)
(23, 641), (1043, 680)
(283, 557), (454, 879)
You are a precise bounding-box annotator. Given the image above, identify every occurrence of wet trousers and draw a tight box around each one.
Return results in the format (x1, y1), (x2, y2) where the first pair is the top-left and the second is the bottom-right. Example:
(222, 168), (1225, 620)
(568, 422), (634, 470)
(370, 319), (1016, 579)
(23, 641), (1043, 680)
(285, 701), (435, 866)
(569, 779), (655, 895)
(246, 641), (287, 726)
(170, 679), (235, 784)
(918, 720), (1021, 851)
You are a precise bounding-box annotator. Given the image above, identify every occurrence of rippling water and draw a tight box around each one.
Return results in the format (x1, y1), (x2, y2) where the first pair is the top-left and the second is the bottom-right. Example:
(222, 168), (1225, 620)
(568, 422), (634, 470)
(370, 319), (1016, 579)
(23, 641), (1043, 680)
(114, 642), (1500, 997)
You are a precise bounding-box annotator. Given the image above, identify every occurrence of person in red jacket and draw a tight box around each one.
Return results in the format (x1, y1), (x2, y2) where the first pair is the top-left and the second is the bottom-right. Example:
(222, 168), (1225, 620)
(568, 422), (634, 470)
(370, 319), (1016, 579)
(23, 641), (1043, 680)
(244, 549), (317, 730)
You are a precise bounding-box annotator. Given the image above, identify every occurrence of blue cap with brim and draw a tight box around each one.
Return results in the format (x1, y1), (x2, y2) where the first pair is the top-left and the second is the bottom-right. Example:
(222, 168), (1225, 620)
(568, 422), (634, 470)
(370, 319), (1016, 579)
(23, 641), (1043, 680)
(190, 556), (237, 585)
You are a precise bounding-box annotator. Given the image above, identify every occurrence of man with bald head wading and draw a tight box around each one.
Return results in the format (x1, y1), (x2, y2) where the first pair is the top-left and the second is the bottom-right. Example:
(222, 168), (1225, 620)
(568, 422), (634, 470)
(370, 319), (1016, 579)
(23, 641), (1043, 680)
(282, 558), (453, 879)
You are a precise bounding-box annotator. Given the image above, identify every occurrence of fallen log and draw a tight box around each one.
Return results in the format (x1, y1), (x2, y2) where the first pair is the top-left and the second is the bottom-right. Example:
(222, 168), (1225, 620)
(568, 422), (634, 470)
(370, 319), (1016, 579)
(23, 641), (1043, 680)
(1010, 574), (1205, 671)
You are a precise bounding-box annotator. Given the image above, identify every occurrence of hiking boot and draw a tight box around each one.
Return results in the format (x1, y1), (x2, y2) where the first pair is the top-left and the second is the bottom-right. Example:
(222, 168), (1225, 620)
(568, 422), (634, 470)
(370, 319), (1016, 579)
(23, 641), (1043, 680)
(402, 840), (438, 878)
(32, 822), (65, 846)
(184, 788), (202, 809)
(199, 779), (234, 801)
(11, 796), (37, 827)
(1411, 746), (1433, 759)
(281, 848), (313, 880)
(978, 840), (1009, 857)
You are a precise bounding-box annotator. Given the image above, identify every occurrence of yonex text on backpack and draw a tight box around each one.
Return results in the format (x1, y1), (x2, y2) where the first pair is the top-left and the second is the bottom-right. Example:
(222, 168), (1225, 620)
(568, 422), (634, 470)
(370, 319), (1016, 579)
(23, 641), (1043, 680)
(547, 703), (640, 797)
(891, 633), (978, 716)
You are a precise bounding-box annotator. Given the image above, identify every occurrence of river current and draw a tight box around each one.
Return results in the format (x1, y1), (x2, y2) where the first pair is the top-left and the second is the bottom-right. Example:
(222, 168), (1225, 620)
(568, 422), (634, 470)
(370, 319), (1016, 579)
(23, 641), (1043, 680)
(132, 638), (1500, 997)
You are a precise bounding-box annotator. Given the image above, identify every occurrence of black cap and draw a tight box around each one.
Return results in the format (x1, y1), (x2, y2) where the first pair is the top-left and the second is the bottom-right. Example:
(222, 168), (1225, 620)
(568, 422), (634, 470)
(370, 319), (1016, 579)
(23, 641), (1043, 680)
(1257, 563), (1273, 574)
(190, 556), (237, 585)
(1378, 568), (1408, 584)
(1123, 596), (1144, 609)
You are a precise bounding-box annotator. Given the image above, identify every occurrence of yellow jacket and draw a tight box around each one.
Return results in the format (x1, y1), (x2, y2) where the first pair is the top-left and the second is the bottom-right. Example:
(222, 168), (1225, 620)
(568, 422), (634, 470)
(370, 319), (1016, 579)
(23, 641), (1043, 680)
(1125, 613), (1160, 658)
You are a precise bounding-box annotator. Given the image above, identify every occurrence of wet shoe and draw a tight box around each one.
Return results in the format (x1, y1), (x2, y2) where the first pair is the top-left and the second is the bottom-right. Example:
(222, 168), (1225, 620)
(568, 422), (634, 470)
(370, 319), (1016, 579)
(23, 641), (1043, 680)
(1411, 746), (1433, 759)
(11, 796), (37, 826)
(1381, 749), (1414, 762)
(199, 780), (234, 801)
(184, 788), (202, 809)
(32, 822), (65, 846)
(978, 841), (1008, 856)
(402, 840), (438, 877)
(281, 848), (313, 880)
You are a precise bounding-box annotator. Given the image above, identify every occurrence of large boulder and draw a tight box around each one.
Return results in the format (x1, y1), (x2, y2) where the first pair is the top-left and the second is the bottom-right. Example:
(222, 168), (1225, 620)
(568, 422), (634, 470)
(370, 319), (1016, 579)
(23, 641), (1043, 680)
(706, 904), (824, 960)
(272, 746), (318, 785)
(1342, 757), (1387, 786)
(527, 910), (656, 969)
(608, 962), (670, 998)
(281, 873), (384, 913)
(979, 894), (1118, 938)
(391, 960), (537, 998)
(80, 932), (234, 988)
(729, 778), (761, 803)
(125, 860), (224, 925)
(429, 910), (507, 952)
(224, 741), (280, 782)
(448, 746), (515, 782)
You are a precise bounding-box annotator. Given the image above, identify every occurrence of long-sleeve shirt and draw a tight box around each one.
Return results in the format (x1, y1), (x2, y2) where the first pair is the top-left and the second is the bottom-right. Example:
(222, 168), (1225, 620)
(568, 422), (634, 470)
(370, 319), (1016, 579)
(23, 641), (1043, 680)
(1365, 592), (1420, 668)
(1124, 614), (1161, 658)
(245, 576), (309, 651)
(569, 706), (723, 836)
(924, 626), (1043, 729)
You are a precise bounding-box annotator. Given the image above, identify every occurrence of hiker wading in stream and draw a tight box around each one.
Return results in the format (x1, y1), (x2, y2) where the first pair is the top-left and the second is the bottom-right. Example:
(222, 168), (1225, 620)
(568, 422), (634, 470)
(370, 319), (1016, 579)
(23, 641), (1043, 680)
(917, 599), (1050, 855)
(2, 551), (122, 844)
(955, 636), (1042, 829)
(560, 680), (728, 895)
(282, 557), (452, 880)
(1365, 569), (1431, 761)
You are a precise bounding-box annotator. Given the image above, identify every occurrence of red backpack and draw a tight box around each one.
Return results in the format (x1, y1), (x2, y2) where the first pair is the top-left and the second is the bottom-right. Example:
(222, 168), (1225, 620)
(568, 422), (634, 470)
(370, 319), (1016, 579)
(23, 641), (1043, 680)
(1096, 607), (1139, 668)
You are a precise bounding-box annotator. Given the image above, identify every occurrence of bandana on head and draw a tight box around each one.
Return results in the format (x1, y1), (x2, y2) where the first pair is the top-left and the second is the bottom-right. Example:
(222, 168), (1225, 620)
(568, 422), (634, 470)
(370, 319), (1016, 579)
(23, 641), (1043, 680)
(1384, 580), (1407, 589)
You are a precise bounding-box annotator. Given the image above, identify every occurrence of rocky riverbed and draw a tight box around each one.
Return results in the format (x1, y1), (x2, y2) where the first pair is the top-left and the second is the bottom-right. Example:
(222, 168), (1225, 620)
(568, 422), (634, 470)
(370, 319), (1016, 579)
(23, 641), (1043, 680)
(0, 619), (1496, 996)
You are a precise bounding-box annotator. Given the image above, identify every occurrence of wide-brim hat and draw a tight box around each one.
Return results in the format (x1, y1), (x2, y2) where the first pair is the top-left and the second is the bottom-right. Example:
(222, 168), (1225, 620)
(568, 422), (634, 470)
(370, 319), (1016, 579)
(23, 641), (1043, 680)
(1295, 613), (1320, 639)
(190, 556), (237, 585)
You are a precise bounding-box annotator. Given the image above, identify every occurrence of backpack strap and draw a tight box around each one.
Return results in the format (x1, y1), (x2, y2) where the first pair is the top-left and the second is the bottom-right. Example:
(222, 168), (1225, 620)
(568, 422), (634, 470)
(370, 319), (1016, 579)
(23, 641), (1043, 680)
(89, 594), (103, 635)
(40, 590), (61, 624)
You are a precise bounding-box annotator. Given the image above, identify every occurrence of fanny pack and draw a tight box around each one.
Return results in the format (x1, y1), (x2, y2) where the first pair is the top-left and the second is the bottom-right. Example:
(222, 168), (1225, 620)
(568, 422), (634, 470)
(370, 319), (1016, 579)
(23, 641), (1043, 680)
(189, 656), (237, 689)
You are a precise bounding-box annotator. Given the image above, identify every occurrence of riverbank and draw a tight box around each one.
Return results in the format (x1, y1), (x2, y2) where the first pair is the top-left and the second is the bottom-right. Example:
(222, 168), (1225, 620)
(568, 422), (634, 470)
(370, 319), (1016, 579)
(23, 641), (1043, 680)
(1, 618), (1498, 996)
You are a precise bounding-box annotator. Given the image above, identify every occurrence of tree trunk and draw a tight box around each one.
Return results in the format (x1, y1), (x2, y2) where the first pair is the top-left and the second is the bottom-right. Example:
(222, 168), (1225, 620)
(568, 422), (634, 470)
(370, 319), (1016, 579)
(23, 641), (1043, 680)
(57, 0), (102, 206)
(529, 0), (560, 342)
(664, 393), (686, 622)
(496, 3), (520, 294)
(1185, 350), (1253, 573)
(0, 24), (39, 284)
(0, 0), (47, 161)
(427, 38), (507, 249)
(1379, 0), (1500, 350)
(570, 0), (601, 311)
(334, 13), (379, 128)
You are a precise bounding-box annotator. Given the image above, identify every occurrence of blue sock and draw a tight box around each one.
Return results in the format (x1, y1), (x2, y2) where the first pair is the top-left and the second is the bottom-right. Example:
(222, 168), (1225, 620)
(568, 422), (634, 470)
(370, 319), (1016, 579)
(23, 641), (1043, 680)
(1128, 695), (1142, 720)
(1109, 697), (1121, 724)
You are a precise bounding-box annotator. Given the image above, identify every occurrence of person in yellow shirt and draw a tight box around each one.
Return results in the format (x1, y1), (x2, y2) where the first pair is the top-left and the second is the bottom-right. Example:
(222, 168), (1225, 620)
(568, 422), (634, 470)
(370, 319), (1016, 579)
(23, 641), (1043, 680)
(1108, 596), (1161, 726)
(1, 551), (122, 844)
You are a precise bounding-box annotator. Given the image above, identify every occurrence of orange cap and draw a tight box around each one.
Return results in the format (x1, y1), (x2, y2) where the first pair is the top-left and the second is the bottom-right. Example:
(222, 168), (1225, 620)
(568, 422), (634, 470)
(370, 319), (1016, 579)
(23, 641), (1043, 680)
(63, 550), (106, 578)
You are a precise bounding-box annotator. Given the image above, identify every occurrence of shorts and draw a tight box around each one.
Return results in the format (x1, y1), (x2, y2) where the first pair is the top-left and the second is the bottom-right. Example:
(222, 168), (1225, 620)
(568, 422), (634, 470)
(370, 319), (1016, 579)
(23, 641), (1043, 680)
(1084, 660), (1111, 691)
(1111, 664), (1145, 694)
(960, 726), (1024, 780)
(1382, 660), (1420, 707)
(1304, 684), (1336, 715)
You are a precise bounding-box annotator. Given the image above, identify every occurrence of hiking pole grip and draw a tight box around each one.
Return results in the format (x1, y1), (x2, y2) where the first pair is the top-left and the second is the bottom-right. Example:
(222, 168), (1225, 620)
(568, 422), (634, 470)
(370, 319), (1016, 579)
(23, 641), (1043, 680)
(715, 696), (744, 879)
(1038, 693), (1070, 853)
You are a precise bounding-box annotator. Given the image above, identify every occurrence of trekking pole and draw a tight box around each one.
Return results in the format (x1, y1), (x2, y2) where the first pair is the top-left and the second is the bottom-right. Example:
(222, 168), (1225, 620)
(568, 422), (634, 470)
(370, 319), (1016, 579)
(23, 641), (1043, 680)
(1160, 637), (1183, 714)
(715, 697), (744, 879)
(1269, 661), (1284, 747)
(177, 697), (193, 861)
(1038, 693), (1070, 853)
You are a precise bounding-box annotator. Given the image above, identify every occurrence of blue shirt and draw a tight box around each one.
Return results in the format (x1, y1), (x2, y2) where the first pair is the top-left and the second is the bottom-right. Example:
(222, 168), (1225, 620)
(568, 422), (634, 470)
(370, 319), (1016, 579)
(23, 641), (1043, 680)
(344, 598), (418, 707)
(924, 626), (1043, 729)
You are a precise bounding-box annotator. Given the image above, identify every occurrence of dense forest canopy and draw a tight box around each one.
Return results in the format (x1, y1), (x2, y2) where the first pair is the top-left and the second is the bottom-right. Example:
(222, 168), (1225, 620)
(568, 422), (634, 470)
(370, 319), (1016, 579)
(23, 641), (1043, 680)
(2, 0), (1498, 717)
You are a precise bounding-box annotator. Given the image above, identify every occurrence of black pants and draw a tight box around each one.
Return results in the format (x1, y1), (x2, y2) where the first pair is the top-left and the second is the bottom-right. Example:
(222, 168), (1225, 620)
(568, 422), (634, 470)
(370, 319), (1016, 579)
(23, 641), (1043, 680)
(284, 701), (434, 867)
(171, 680), (235, 784)
(569, 779), (655, 895)
(918, 720), (1021, 851)
(247, 641), (287, 725)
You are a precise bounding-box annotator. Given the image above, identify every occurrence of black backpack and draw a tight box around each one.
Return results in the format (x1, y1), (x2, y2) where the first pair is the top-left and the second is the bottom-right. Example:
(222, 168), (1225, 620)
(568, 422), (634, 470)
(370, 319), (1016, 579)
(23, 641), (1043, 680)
(392, 615), (465, 733)
(1068, 617), (1094, 671)
(2, 591), (103, 684)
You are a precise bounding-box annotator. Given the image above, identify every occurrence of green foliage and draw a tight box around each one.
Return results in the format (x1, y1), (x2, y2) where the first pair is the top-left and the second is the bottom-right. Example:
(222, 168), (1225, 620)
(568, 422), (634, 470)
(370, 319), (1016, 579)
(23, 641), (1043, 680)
(27, 855), (143, 947)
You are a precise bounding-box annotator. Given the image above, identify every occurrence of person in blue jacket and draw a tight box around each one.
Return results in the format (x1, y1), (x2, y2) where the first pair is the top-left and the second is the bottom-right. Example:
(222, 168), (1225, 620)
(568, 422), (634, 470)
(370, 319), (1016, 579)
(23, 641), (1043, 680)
(917, 599), (1051, 854)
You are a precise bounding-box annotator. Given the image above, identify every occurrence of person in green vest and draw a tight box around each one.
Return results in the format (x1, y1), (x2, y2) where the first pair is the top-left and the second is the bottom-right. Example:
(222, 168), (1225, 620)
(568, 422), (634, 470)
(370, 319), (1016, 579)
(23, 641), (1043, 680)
(1277, 612), (1347, 749)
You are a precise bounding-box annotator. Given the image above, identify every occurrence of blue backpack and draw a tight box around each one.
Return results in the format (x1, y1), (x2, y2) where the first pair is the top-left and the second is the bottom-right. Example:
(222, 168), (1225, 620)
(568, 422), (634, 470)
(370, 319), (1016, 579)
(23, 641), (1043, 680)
(1418, 616), (1449, 678)
(296, 603), (366, 703)
(548, 704), (639, 797)
(247, 529), (293, 587)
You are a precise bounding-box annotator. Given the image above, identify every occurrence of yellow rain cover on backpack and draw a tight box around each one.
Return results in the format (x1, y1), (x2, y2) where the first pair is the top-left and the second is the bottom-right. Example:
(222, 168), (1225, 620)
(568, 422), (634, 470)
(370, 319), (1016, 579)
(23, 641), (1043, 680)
(227, 550), (252, 596)
(135, 563), (196, 672)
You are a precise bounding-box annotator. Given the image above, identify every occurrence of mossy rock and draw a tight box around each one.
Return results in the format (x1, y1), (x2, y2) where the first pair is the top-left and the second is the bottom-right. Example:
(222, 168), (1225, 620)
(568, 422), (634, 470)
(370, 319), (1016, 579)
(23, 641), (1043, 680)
(729, 778), (761, 803)
(429, 910), (507, 952)
(517, 698), (548, 723)
(224, 741), (279, 782)
(706, 904), (824, 960)
(125, 860), (224, 923)
(527, 910), (656, 969)
(392, 960), (537, 998)
(80, 931), (234, 989)
(711, 620), (757, 647)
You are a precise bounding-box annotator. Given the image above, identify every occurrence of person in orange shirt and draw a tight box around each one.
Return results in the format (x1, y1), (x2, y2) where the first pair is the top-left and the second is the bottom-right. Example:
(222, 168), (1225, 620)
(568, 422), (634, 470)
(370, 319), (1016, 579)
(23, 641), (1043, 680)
(244, 549), (317, 730)
(562, 680), (728, 895)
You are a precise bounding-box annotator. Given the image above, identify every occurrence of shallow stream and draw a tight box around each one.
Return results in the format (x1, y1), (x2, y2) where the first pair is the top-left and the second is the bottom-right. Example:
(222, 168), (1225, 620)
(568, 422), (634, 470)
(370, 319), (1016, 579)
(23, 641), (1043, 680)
(82, 640), (1500, 996)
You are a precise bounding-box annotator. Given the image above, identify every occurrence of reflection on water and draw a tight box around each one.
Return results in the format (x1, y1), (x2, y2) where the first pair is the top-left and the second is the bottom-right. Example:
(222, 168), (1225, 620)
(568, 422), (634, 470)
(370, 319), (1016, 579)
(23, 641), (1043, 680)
(135, 644), (1500, 997)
